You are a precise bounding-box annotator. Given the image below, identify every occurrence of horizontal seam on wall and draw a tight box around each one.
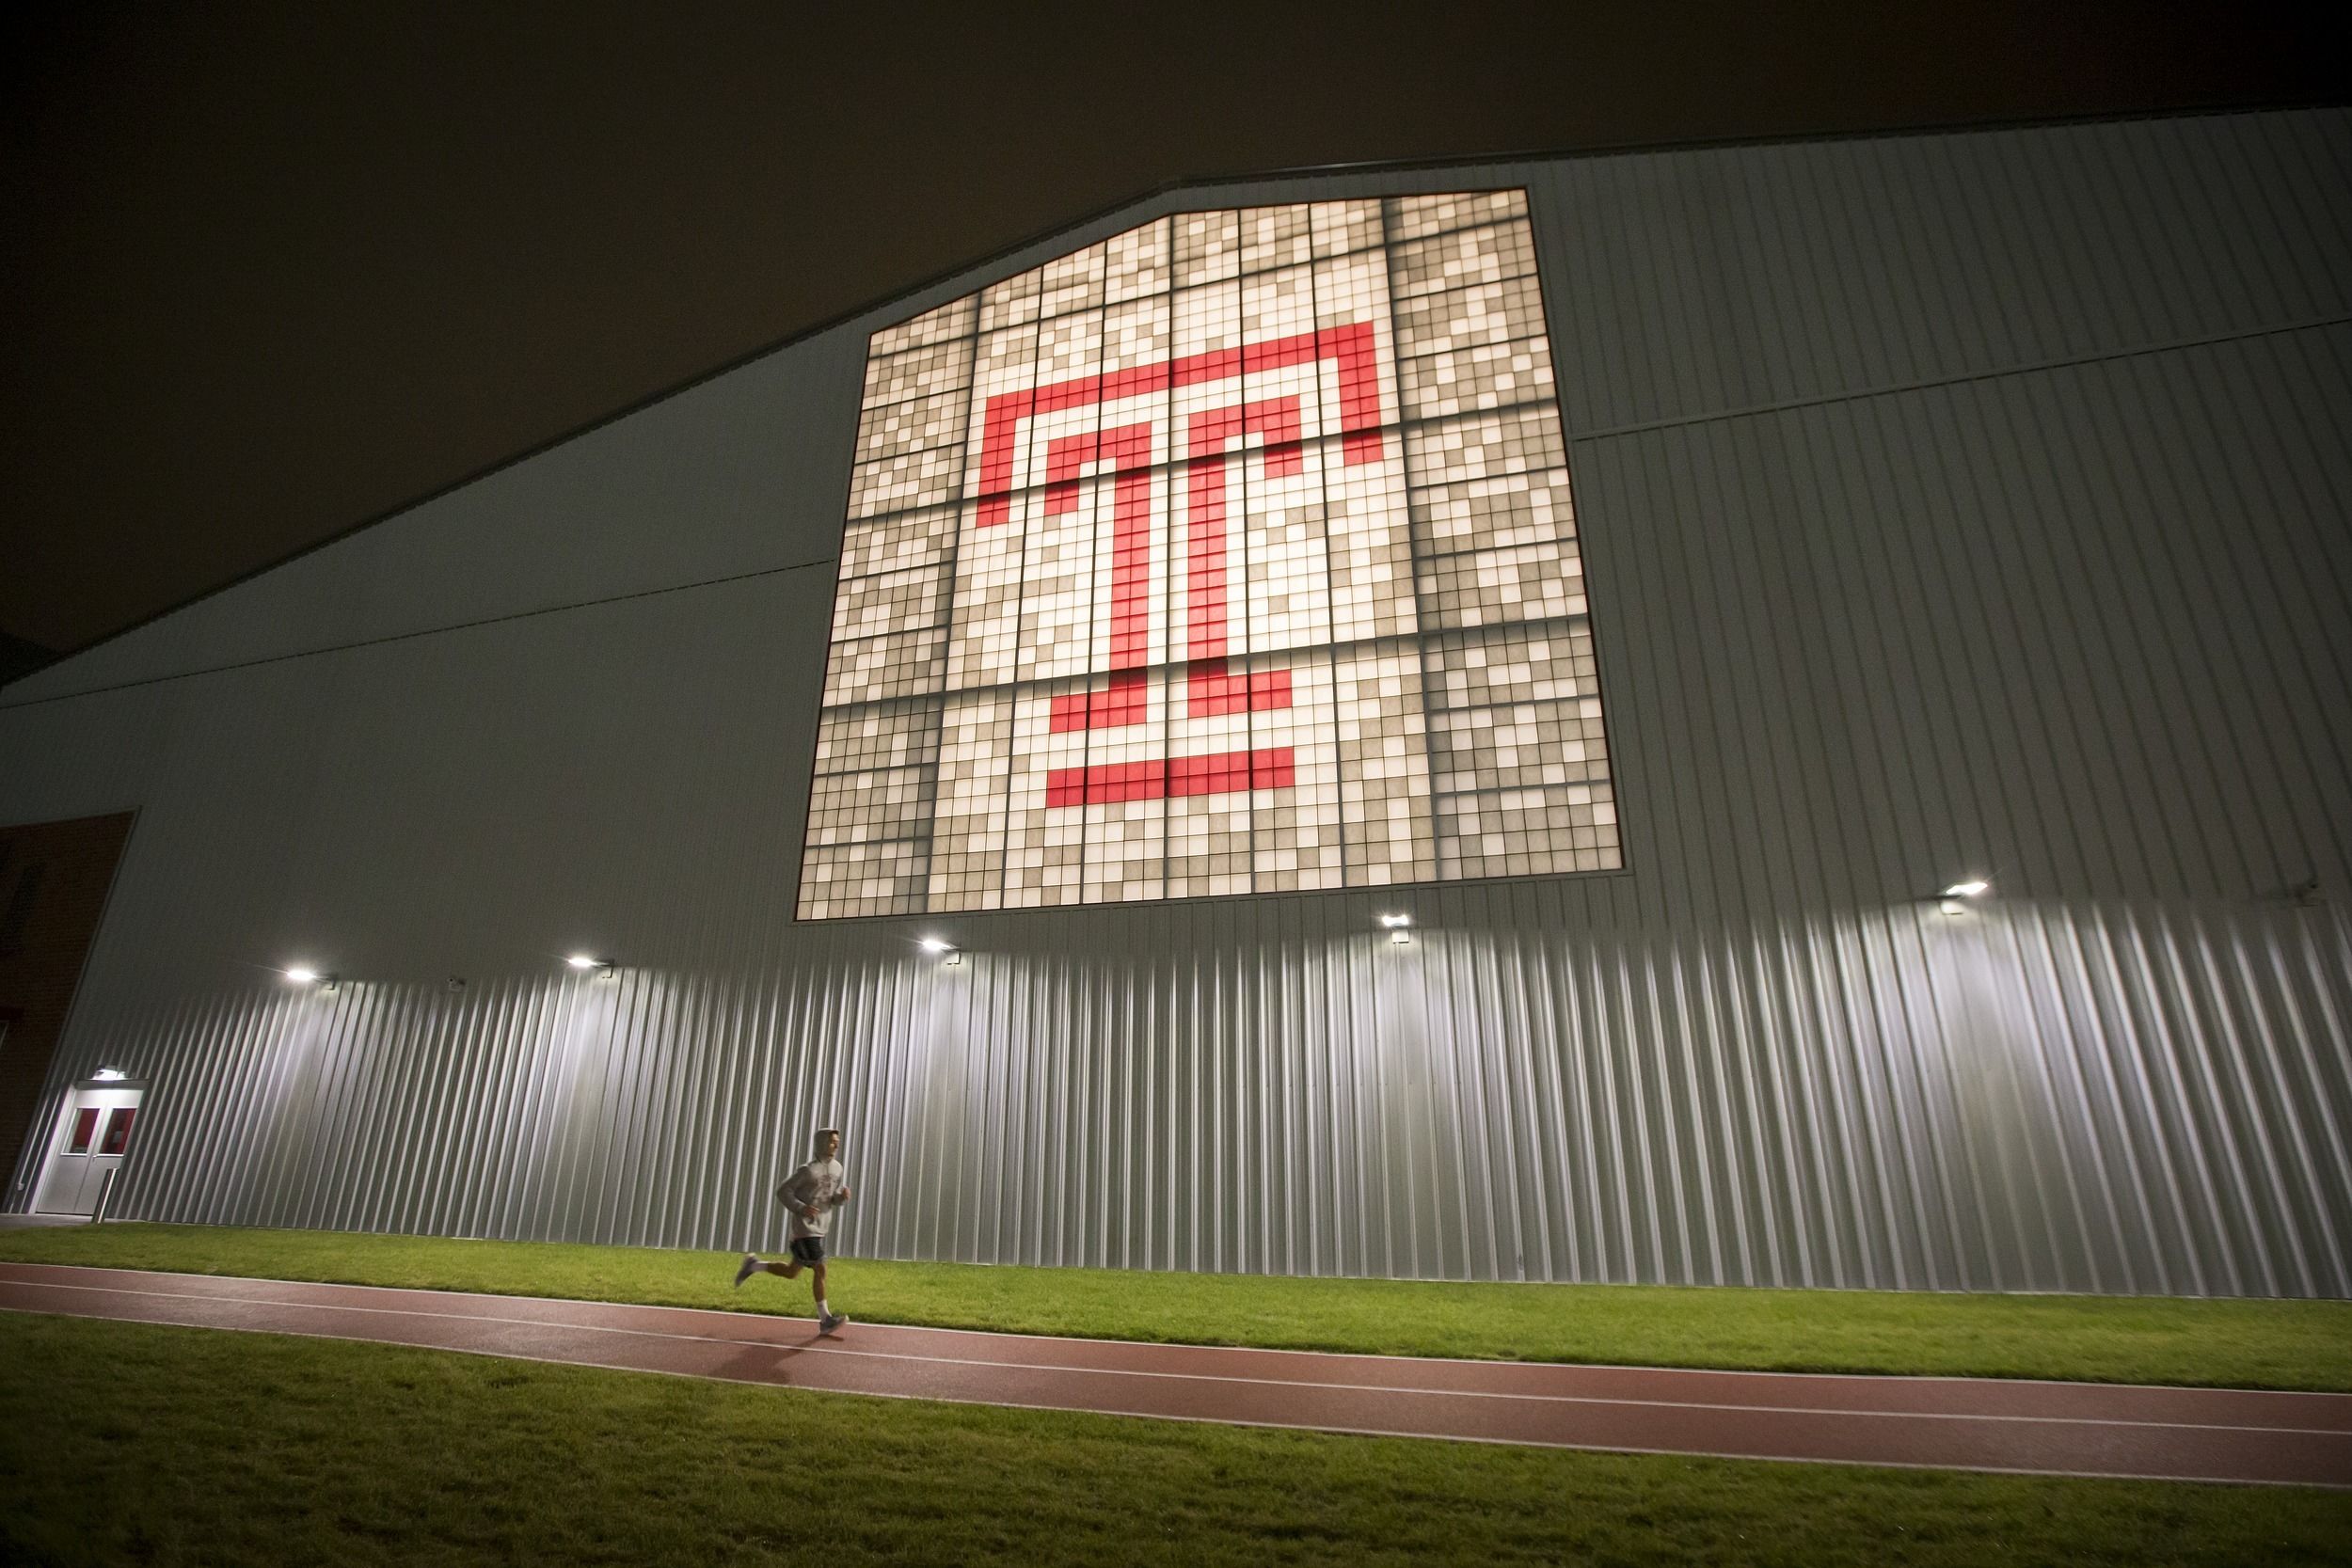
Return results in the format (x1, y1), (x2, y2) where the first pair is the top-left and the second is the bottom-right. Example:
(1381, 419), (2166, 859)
(0, 554), (839, 712)
(1563, 315), (2352, 444)
(9, 313), (2343, 715)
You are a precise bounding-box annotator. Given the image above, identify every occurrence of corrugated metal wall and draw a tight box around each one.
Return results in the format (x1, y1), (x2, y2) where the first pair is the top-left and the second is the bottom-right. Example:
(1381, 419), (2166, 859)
(3, 109), (2347, 1295)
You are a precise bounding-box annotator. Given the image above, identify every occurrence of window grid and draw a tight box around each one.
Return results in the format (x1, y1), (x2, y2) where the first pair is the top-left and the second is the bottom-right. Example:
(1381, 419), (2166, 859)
(800, 189), (1617, 919)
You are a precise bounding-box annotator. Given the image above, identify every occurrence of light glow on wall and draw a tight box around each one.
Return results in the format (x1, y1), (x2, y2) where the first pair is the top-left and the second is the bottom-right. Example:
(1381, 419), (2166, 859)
(801, 191), (1619, 918)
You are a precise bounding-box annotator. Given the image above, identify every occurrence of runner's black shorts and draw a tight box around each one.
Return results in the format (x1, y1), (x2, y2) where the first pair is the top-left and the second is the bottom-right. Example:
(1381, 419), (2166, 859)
(788, 1236), (827, 1266)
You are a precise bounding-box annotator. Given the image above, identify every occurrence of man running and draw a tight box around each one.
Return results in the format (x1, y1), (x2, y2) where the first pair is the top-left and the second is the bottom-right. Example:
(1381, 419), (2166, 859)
(735, 1126), (851, 1334)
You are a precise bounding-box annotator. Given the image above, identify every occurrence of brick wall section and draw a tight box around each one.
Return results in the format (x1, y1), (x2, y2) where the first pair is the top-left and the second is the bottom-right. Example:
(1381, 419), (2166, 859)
(0, 813), (135, 1205)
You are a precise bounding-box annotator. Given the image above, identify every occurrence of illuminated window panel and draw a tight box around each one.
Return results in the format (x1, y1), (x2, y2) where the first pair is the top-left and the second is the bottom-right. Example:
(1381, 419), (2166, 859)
(1413, 541), (1583, 630)
(1422, 622), (1599, 709)
(829, 562), (949, 645)
(1309, 198), (1385, 259)
(820, 626), (946, 707)
(815, 700), (943, 776)
(1236, 204), (1312, 276)
(1105, 217), (1171, 305)
(840, 503), (960, 583)
(852, 389), (968, 467)
(799, 189), (1622, 918)
(1001, 675), (1098, 908)
(1172, 210), (1241, 287)
(1333, 642), (1437, 887)
(798, 839), (930, 919)
(1425, 701), (1609, 796)
(846, 446), (965, 521)
(1408, 469), (1572, 557)
(1387, 221), (1539, 298)
(1386, 189), (1530, 242)
(866, 294), (975, 357)
(862, 338), (977, 410)
(804, 765), (940, 847)
(1436, 782), (1618, 880)
(1246, 648), (1343, 893)
(1399, 337), (1556, 421)
(927, 689), (1015, 911)
(1038, 242), (1108, 321)
(1404, 405), (1566, 489)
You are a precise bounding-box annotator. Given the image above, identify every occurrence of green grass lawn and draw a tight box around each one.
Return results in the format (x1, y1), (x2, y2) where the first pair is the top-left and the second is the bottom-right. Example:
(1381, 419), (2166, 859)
(3, 1313), (2344, 1568)
(4, 1221), (2349, 1391)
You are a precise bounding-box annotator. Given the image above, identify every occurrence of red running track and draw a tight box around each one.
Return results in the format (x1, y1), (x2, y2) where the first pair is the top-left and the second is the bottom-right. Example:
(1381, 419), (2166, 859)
(4, 1262), (2346, 1488)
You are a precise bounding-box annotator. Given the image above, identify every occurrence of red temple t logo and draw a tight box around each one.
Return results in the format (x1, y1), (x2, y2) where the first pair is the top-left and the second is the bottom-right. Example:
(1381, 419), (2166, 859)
(803, 193), (1619, 917)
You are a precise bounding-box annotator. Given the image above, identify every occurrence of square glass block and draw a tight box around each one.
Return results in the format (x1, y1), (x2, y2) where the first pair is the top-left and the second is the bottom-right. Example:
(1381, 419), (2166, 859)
(1038, 240), (1107, 321)
(828, 561), (950, 644)
(839, 503), (959, 583)
(866, 294), (976, 358)
(999, 674), (1100, 909)
(1422, 620), (1599, 710)
(1425, 699), (1610, 794)
(945, 505), (1027, 692)
(847, 445), (965, 521)
(980, 262), (1044, 331)
(1104, 216), (1170, 304)
(928, 689), (1015, 911)
(862, 337), (976, 410)
(797, 839), (931, 919)
(820, 626), (946, 706)
(1317, 434), (1418, 645)
(1435, 782), (1619, 879)
(1235, 204), (1311, 276)
(1332, 641), (1436, 887)
(1403, 405), (1567, 488)
(1413, 540), (1583, 629)
(1394, 274), (1549, 361)
(853, 388), (970, 466)
(814, 698), (943, 776)
(1385, 189), (1530, 242)
(1035, 309), (1105, 386)
(804, 763), (940, 846)
(1075, 668), (1173, 906)
(1242, 648), (1343, 892)
(1387, 220), (1538, 299)
(1309, 198), (1384, 258)
(1399, 337), (1556, 421)
(1408, 467), (1573, 557)
(1172, 209), (1241, 287)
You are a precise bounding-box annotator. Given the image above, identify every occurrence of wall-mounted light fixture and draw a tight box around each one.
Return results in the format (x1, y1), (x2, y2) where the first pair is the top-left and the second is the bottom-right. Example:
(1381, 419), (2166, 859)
(92, 1068), (126, 1083)
(566, 955), (617, 980)
(1377, 912), (1412, 928)
(1379, 913), (1414, 945)
(1938, 879), (1992, 915)
(918, 937), (961, 965)
(284, 967), (340, 993)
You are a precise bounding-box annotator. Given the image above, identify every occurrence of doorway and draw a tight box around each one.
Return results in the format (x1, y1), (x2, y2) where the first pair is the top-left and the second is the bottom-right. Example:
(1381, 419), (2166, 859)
(32, 1082), (143, 1216)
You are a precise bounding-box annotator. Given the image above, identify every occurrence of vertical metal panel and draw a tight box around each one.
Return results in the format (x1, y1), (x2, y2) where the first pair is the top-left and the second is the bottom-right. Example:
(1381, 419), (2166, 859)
(1, 110), (2347, 1295)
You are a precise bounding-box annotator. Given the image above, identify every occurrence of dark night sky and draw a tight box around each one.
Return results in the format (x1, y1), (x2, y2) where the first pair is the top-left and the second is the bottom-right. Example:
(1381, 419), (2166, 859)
(1, 2), (2339, 657)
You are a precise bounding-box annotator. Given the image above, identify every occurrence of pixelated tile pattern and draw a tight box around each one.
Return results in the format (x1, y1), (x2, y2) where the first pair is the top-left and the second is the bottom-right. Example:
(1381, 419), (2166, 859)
(802, 188), (1622, 917)
(815, 700), (944, 776)
(840, 505), (960, 582)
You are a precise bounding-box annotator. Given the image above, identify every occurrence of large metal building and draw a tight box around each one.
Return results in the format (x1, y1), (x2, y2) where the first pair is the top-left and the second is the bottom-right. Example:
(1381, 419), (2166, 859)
(3, 107), (2346, 1299)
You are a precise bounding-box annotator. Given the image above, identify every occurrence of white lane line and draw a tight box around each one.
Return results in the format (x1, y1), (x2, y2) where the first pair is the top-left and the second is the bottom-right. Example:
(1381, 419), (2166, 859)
(2, 1278), (2343, 1440)
(3, 1262), (2340, 1402)
(3, 1303), (2338, 1491)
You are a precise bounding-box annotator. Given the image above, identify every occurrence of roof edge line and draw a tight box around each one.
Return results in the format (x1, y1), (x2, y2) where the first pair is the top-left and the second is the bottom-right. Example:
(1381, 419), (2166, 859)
(9, 94), (2335, 693)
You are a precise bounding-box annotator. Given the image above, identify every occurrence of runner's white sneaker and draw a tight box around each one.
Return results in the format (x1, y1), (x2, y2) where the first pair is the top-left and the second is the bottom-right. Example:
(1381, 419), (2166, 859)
(818, 1311), (847, 1335)
(733, 1254), (759, 1289)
